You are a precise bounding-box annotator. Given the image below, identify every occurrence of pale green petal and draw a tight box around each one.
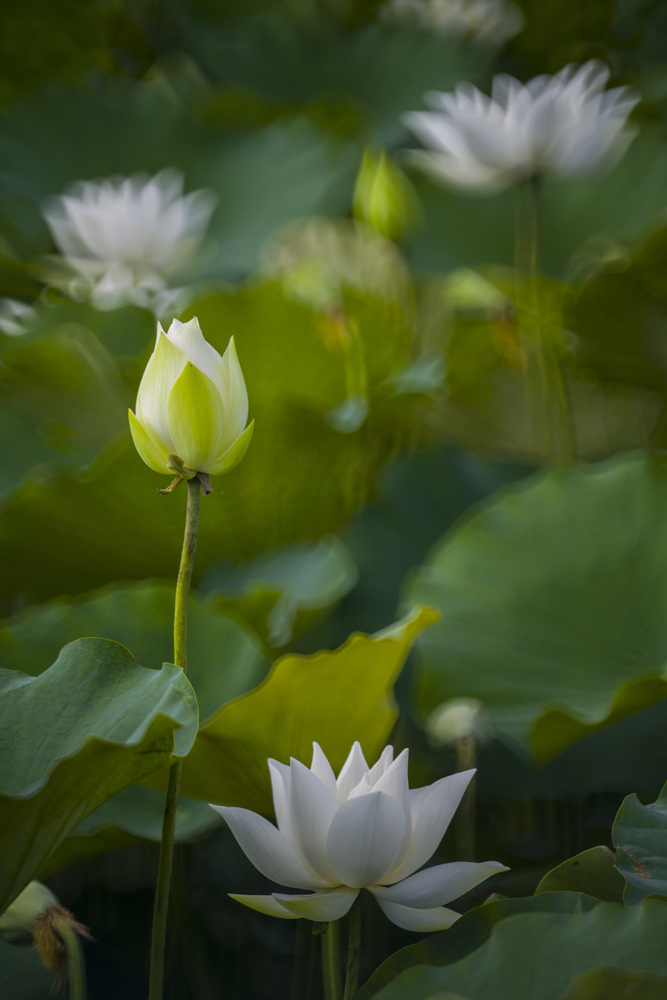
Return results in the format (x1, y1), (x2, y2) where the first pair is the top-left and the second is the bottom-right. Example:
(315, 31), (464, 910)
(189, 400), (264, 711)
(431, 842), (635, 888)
(128, 409), (171, 475)
(373, 898), (461, 932)
(218, 337), (249, 446)
(372, 861), (507, 907)
(206, 420), (254, 477)
(229, 894), (300, 919)
(273, 888), (358, 921)
(166, 363), (224, 473)
(136, 329), (186, 451)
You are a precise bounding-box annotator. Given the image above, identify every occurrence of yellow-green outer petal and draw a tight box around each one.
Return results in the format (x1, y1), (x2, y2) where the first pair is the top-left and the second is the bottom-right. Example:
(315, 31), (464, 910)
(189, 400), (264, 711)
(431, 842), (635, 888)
(128, 409), (171, 475)
(166, 363), (224, 473)
(206, 420), (254, 477)
(219, 337), (249, 446)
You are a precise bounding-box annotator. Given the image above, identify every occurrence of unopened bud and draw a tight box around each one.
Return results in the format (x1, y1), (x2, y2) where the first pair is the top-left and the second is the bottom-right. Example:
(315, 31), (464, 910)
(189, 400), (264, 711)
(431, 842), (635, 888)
(0, 881), (92, 972)
(353, 149), (419, 242)
(426, 697), (491, 746)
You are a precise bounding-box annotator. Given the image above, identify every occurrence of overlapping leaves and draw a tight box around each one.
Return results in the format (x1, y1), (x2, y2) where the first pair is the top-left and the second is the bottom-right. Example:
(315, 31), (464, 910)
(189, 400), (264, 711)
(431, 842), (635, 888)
(409, 452), (667, 760)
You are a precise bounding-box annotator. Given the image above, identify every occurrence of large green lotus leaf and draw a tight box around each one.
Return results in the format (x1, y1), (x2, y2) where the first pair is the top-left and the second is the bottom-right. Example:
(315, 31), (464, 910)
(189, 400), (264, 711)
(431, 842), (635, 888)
(535, 847), (625, 903)
(164, 606), (438, 810)
(0, 282), (417, 607)
(361, 898), (667, 1000)
(408, 129), (667, 280)
(564, 222), (667, 400)
(0, 581), (268, 723)
(408, 453), (667, 760)
(560, 967), (667, 1000)
(167, 13), (487, 145)
(300, 446), (531, 653)
(0, 408), (77, 499)
(0, 638), (197, 912)
(357, 893), (600, 1000)
(0, 322), (129, 460)
(613, 782), (667, 905)
(0, 940), (56, 999)
(40, 786), (221, 877)
(203, 536), (358, 648)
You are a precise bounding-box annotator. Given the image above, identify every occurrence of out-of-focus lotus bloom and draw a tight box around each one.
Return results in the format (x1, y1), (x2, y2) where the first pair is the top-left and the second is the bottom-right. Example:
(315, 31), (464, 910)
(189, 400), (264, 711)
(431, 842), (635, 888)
(383, 0), (523, 47)
(426, 697), (492, 746)
(0, 298), (36, 336)
(43, 170), (216, 309)
(128, 317), (253, 479)
(212, 742), (506, 931)
(353, 149), (420, 242)
(404, 62), (639, 194)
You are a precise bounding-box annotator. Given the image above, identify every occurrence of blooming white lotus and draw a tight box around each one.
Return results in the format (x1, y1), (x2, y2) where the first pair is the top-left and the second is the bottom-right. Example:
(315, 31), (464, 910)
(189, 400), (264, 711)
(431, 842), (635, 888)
(212, 742), (506, 931)
(404, 62), (638, 193)
(128, 317), (253, 478)
(43, 169), (216, 308)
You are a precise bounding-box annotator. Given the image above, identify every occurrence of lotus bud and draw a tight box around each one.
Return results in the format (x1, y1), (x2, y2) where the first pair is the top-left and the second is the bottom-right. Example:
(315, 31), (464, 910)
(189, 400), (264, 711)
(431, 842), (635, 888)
(0, 881), (92, 971)
(426, 697), (492, 747)
(353, 149), (419, 242)
(128, 317), (254, 483)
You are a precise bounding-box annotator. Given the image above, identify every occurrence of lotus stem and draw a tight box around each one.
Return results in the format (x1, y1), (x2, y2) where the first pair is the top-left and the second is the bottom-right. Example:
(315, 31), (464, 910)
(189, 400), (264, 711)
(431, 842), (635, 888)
(148, 475), (201, 1000)
(516, 176), (576, 462)
(343, 904), (361, 1000)
(54, 917), (87, 1000)
(321, 920), (343, 1000)
(455, 735), (477, 861)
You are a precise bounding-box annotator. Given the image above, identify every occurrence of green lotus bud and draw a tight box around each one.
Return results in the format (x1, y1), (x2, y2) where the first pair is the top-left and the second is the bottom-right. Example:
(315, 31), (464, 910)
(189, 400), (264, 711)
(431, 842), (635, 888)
(0, 881), (92, 972)
(353, 149), (419, 242)
(128, 317), (254, 480)
(0, 881), (59, 945)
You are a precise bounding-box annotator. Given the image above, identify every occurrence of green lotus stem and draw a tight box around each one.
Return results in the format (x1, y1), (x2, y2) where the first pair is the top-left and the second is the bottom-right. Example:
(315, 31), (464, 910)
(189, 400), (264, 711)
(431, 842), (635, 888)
(455, 735), (477, 861)
(321, 920), (342, 1000)
(55, 918), (87, 1000)
(148, 475), (201, 1000)
(343, 904), (361, 1000)
(516, 177), (576, 462)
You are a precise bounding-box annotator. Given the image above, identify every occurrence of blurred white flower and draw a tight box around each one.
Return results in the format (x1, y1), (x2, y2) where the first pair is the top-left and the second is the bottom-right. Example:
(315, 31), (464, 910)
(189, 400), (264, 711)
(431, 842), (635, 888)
(43, 169), (216, 310)
(404, 62), (639, 194)
(0, 298), (36, 336)
(383, 0), (523, 47)
(212, 742), (506, 931)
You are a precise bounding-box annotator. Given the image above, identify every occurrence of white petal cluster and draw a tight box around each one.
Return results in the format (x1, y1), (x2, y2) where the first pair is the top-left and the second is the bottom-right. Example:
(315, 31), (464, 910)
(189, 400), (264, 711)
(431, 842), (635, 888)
(382, 0), (524, 47)
(43, 169), (216, 309)
(212, 742), (506, 931)
(404, 62), (639, 193)
(129, 317), (253, 478)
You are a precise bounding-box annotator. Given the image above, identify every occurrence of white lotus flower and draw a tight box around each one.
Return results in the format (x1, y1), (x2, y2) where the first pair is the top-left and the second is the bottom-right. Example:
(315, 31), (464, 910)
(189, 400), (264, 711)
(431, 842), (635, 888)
(404, 62), (639, 194)
(382, 0), (524, 47)
(43, 169), (216, 309)
(128, 317), (253, 478)
(212, 742), (506, 931)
